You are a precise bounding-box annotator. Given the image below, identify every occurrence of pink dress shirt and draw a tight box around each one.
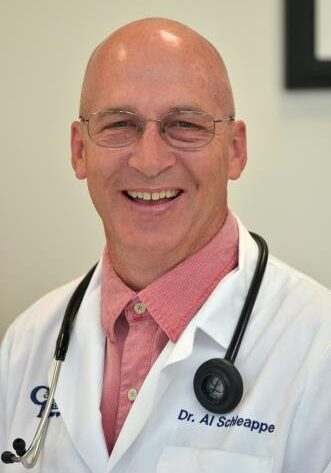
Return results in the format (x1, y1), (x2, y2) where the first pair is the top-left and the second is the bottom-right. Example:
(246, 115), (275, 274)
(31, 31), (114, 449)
(100, 212), (239, 453)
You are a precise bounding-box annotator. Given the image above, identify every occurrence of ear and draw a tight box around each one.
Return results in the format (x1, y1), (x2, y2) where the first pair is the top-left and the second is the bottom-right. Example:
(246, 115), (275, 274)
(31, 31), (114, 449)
(71, 121), (87, 180)
(227, 120), (247, 181)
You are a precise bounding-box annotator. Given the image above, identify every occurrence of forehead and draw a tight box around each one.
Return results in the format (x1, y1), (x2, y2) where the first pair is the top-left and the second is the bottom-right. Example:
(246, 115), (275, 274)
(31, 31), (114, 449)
(83, 34), (226, 115)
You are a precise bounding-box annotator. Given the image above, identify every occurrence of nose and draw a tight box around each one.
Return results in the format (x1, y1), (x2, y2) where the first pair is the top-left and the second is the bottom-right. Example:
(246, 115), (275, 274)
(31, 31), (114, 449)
(127, 121), (176, 177)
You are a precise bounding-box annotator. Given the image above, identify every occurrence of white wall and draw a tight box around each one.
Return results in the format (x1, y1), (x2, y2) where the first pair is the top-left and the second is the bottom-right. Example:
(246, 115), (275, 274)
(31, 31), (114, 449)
(1, 0), (331, 341)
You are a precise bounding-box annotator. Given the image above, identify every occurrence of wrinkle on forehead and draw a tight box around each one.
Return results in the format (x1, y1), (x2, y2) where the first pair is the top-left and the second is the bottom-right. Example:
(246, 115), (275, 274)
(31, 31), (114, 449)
(79, 18), (235, 117)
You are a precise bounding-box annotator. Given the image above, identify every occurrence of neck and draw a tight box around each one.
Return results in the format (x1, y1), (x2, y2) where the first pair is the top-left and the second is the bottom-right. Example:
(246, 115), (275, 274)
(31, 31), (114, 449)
(104, 213), (228, 291)
(105, 245), (185, 291)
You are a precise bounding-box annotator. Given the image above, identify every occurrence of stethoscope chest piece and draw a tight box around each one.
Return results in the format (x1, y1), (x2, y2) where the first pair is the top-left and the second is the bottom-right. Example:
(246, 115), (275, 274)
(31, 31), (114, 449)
(193, 358), (243, 414)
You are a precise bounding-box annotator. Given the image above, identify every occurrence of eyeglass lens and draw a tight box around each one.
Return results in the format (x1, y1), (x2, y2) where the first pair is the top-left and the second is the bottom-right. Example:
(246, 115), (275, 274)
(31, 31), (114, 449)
(87, 111), (216, 149)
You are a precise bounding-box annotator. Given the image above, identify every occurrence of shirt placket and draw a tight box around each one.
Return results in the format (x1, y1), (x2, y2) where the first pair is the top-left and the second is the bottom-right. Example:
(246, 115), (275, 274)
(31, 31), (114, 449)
(114, 298), (158, 440)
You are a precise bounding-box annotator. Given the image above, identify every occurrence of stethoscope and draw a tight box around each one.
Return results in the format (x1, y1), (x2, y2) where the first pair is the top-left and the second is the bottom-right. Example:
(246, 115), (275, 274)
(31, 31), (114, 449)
(1, 232), (268, 469)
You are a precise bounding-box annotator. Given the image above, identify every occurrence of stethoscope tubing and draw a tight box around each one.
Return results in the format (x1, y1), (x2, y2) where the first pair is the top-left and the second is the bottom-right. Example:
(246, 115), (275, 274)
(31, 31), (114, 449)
(55, 263), (98, 361)
(224, 233), (268, 362)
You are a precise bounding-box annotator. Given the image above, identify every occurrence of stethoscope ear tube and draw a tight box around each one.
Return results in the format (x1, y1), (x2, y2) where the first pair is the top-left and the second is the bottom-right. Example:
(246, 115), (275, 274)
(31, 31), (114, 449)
(193, 233), (268, 414)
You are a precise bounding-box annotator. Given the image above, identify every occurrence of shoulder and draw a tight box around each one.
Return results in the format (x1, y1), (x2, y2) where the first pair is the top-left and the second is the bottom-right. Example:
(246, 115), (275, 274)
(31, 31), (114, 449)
(2, 262), (102, 353)
(1, 277), (82, 357)
(0, 277), (84, 413)
(266, 253), (331, 313)
(268, 254), (331, 340)
(236, 218), (331, 358)
(252, 249), (331, 375)
(236, 216), (331, 312)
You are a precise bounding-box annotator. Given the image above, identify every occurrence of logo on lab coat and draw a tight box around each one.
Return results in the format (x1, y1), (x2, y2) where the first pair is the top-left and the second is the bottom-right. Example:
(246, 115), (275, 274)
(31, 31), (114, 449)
(30, 385), (60, 418)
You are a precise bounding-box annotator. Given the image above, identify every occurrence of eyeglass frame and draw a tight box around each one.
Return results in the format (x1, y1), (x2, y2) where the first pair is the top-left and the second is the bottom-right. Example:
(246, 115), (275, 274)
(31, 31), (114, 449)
(79, 109), (235, 150)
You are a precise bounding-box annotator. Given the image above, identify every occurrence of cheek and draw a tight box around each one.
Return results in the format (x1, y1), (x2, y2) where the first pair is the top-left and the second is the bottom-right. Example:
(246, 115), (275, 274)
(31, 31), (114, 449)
(192, 149), (229, 191)
(197, 153), (229, 213)
(84, 147), (124, 184)
(83, 153), (121, 211)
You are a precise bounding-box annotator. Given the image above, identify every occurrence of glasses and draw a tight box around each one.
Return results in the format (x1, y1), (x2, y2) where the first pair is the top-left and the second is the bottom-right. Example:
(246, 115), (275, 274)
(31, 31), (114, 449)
(79, 110), (235, 149)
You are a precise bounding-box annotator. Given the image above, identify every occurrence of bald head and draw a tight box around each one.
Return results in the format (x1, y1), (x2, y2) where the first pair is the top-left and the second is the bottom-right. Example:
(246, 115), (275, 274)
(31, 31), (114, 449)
(79, 18), (235, 118)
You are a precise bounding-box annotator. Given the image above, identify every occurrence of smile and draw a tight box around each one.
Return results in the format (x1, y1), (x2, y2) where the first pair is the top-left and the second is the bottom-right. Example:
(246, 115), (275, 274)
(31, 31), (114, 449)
(124, 189), (182, 202)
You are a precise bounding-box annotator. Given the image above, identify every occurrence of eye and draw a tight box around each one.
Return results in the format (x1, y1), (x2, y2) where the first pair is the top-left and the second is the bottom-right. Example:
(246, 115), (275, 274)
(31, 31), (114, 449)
(105, 119), (137, 130)
(96, 116), (139, 135)
(170, 120), (201, 129)
(109, 120), (135, 128)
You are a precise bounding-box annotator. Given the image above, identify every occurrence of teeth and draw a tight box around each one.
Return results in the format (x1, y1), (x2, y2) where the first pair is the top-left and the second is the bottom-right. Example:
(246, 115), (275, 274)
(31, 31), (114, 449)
(126, 190), (180, 201)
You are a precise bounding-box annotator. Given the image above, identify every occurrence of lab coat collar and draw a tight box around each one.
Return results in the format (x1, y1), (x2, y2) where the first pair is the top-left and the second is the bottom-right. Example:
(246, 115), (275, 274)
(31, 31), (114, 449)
(161, 219), (258, 364)
(49, 260), (109, 473)
(194, 219), (259, 350)
(157, 220), (259, 367)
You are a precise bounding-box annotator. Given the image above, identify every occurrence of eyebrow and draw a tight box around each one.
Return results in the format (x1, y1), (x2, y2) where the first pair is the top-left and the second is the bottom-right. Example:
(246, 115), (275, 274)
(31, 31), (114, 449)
(168, 104), (206, 113)
(96, 106), (136, 113)
(95, 104), (207, 115)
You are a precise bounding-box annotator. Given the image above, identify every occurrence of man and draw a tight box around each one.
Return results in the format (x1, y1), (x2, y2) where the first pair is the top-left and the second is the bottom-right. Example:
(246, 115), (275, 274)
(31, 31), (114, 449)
(1, 18), (330, 473)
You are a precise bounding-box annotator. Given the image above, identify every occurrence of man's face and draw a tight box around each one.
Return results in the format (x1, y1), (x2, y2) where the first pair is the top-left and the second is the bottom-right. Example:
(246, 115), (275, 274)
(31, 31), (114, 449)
(71, 31), (246, 267)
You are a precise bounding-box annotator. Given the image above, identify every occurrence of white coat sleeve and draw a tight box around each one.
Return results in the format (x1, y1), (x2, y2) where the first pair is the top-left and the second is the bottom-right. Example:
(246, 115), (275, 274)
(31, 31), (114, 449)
(283, 348), (331, 473)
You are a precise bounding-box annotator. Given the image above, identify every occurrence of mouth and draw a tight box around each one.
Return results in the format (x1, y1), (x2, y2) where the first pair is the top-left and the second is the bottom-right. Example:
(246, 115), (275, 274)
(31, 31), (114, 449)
(123, 189), (183, 204)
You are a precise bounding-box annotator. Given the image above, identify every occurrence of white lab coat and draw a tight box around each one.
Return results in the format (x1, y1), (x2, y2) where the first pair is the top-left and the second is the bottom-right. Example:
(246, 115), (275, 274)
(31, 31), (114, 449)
(1, 220), (331, 473)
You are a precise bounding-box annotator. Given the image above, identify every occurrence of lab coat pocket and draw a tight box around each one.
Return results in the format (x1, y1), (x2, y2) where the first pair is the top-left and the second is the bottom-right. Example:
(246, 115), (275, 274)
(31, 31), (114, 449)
(156, 446), (273, 473)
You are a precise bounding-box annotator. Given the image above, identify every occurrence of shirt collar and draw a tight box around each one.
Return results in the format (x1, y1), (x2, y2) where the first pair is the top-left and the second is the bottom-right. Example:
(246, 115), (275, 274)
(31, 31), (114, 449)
(101, 212), (239, 343)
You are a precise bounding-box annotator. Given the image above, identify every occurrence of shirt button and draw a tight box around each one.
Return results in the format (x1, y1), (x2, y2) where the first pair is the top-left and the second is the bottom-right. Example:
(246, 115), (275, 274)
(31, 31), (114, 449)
(128, 388), (138, 402)
(133, 302), (146, 315)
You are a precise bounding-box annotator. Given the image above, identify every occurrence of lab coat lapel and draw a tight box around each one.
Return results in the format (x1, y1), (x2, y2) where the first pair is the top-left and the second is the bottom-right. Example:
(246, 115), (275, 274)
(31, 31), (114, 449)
(107, 320), (198, 472)
(50, 263), (109, 473)
(196, 221), (260, 348)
